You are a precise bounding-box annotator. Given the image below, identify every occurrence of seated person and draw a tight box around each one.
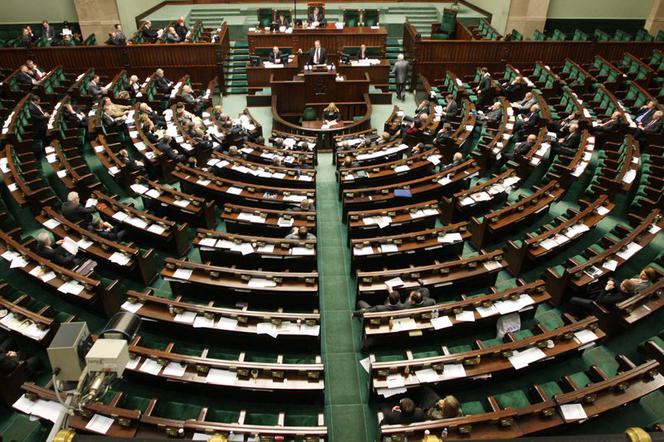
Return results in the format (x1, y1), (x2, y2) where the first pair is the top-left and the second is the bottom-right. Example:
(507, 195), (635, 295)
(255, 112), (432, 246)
(501, 75), (527, 101)
(34, 232), (80, 267)
(323, 102), (340, 122)
(26, 60), (45, 81)
(440, 94), (458, 120)
(381, 397), (427, 425)
(185, 121), (213, 150)
(87, 216), (128, 242)
(275, 13), (291, 28)
(625, 267), (659, 292)
(156, 134), (186, 163)
(19, 26), (34, 47)
(174, 16), (188, 41)
(16, 65), (37, 87)
(570, 278), (636, 313)
(175, 102), (203, 129)
(550, 123), (581, 159)
(118, 149), (146, 173)
(154, 69), (173, 93)
(139, 114), (160, 143)
(63, 102), (87, 125)
(511, 92), (536, 114)
(139, 102), (166, 127)
(514, 104), (540, 136)
(551, 110), (580, 134)
(449, 151), (464, 166)
(415, 99), (430, 117)
(87, 75), (109, 98)
(502, 133), (537, 164)
(303, 40), (327, 65)
(285, 226), (316, 240)
(353, 291), (403, 316)
(591, 111), (625, 135)
(480, 101), (502, 125)
(0, 337), (42, 377)
(268, 46), (283, 63)
(62, 191), (96, 223)
(634, 101), (657, 125)
(141, 20), (159, 40)
(419, 386), (461, 420)
(357, 44), (370, 60)
(164, 26), (180, 43)
(308, 7), (325, 26)
(434, 123), (454, 147)
(107, 24), (126, 45)
(180, 85), (204, 116)
(103, 97), (131, 121)
(635, 110), (663, 143)
(128, 75), (141, 97)
(405, 119), (423, 138)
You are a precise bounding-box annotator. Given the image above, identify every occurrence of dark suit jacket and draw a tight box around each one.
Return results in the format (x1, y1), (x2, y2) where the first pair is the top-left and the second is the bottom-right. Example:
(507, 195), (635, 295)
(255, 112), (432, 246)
(181, 92), (198, 104)
(478, 75), (492, 95)
(276, 17), (291, 27)
(444, 100), (458, 117)
(61, 201), (96, 223)
(514, 140), (535, 157)
(268, 50), (282, 63)
(643, 118), (663, 134)
(357, 49), (369, 60)
(0, 353), (19, 375)
(521, 111), (540, 130)
(155, 76), (171, 92)
(308, 12), (325, 23)
(306, 47), (327, 65)
(635, 107), (655, 125)
(142, 26), (158, 39)
(29, 103), (48, 133)
(323, 110), (340, 121)
(35, 243), (76, 267)
(16, 72), (34, 87)
(174, 24), (188, 41)
(87, 82), (103, 98)
(381, 408), (427, 425)
(561, 131), (581, 150)
(485, 109), (502, 124)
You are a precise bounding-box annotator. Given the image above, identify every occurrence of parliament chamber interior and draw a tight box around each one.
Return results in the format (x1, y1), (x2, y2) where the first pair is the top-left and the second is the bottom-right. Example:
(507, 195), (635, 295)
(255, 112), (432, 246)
(0, 0), (663, 441)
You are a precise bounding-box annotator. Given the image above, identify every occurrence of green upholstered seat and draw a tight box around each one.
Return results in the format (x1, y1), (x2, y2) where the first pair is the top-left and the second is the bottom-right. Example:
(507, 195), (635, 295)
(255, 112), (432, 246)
(494, 390), (531, 409)
(569, 371), (591, 388)
(303, 107), (317, 121)
(461, 401), (486, 415)
(539, 381), (564, 399)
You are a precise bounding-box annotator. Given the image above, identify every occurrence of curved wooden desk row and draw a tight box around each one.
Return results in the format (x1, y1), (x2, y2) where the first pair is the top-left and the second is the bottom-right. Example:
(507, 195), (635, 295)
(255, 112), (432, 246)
(124, 289), (320, 341)
(350, 223), (470, 272)
(545, 209), (664, 305)
(342, 159), (482, 213)
(91, 134), (141, 191)
(548, 130), (594, 183)
(380, 358), (663, 439)
(0, 283), (74, 345)
(44, 139), (102, 198)
(505, 195), (614, 276)
(468, 180), (566, 249)
(0, 230), (121, 317)
(93, 190), (190, 257)
(240, 140), (316, 168)
(211, 151), (316, 188)
(194, 229), (317, 270)
(174, 163), (315, 211)
(361, 280), (548, 344)
(370, 315), (603, 391)
(336, 138), (409, 167)
(17, 383), (327, 439)
(36, 207), (158, 285)
(1, 145), (58, 212)
(347, 200), (441, 240)
(588, 135), (640, 196)
(221, 203), (317, 237)
(356, 249), (506, 299)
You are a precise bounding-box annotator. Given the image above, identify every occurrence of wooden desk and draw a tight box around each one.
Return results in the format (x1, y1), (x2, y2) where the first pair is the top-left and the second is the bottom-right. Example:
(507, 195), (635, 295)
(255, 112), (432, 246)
(247, 24), (387, 57)
(247, 59), (300, 92)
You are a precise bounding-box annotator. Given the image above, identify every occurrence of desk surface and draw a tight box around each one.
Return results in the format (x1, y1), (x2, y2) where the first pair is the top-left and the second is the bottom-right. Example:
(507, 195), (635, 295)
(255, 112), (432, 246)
(302, 120), (347, 130)
(248, 25), (387, 54)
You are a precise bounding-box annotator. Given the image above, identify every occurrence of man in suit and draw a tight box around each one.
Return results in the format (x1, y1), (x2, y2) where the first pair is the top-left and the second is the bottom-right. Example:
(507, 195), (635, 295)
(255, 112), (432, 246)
(41, 20), (55, 43)
(434, 123), (454, 148)
(570, 278), (635, 313)
(502, 75), (527, 101)
(503, 133), (537, 164)
(634, 101), (657, 125)
(25, 60), (45, 81)
(180, 85), (203, 115)
(635, 110), (663, 144)
(0, 337), (42, 377)
(305, 40), (327, 65)
(108, 24), (126, 45)
(357, 44), (369, 60)
(19, 26), (34, 47)
(476, 67), (493, 108)
(141, 20), (159, 40)
(16, 65), (36, 87)
(34, 232), (80, 267)
(353, 291), (403, 316)
(87, 75), (107, 98)
(512, 91), (537, 114)
(157, 134), (186, 163)
(164, 26), (180, 43)
(286, 226), (316, 240)
(392, 54), (409, 101)
(87, 216), (128, 242)
(551, 123), (581, 159)
(28, 95), (49, 141)
(308, 6), (325, 26)
(441, 94), (458, 120)
(154, 69), (173, 92)
(174, 16), (188, 41)
(268, 46), (282, 63)
(381, 398), (427, 425)
(118, 149), (146, 174)
(276, 13), (291, 28)
(480, 101), (502, 125)
(514, 104), (540, 137)
(62, 192), (97, 223)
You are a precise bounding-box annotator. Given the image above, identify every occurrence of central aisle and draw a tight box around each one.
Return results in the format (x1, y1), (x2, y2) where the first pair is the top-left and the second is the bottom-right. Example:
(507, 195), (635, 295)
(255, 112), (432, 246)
(316, 153), (373, 441)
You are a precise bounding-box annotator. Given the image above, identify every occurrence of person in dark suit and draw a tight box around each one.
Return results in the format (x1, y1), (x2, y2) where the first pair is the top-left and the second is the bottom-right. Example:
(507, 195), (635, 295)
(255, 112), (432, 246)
(381, 397), (427, 425)
(180, 85), (204, 115)
(164, 26), (180, 43)
(503, 133), (537, 164)
(419, 387), (461, 420)
(551, 124), (581, 159)
(308, 7), (325, 26)
(635, 110), (663, 144)
(0, 337), (42, 377)
(118, 149), (146, 174)
(107, 24), (126, 45)
(441, 94), (458, 120)
(634, 101), (656, 125)
(157, 134), (186, 163)
(87, 75), (107, 98)
(512, 91), (537, 114)
(357, 44), (370, 60)
(392, 54), (409, 101)
(276, 13), (291, 28)
(476, 67), (493, 108)
(570, 278), (635, 313)
(26, 60), (45, 81)
(28, 95), (49, 141)
(16, 65), (36, 87)
(154, 69), (173, 93)
(41, 20), (55, 43)
(141, 20), (159, 40)
(304, 40), (327, 65)
(502, 75), (527, 101)
(19, 26), (34, 47)
(322, 103), (340, 122)
(480, 101), (502, 125)
(174, 16), (188, 41)
(592, 111), (625, 134)
(353, 291), (403, 316)
(62, 191), (97, 223)
(268, 46), (283, 63)
(34, 232), (79, 267)
(514, 104), (540, 137)
(87, 216), (128, 242)
(285, 226), (316, 240)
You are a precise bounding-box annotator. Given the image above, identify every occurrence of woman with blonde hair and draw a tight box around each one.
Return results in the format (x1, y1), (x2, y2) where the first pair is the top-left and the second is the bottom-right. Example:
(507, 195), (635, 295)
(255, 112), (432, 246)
(323, 102), (340, 122)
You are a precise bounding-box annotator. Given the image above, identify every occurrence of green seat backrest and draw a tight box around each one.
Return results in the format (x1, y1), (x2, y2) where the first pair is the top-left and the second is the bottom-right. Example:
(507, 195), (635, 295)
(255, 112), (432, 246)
(257, 8), (273, 28)
(363, 9), (380, 27)
(343, 9), (360, 27)
(302, 107), (317, 121)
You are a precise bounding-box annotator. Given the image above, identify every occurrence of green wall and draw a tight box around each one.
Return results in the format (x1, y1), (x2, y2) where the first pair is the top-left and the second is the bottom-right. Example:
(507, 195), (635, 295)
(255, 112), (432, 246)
(467, 0), (511, 34)
(0, 0), (77, 24)
(547, 0), (654, 19)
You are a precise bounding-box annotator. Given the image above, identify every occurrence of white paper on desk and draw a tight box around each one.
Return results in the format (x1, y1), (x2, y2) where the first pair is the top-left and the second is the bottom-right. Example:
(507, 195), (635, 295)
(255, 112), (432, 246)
(386, 374), (406, 388)
(139, 358), (162, 375)
(163, 362), (187, 377)
(392, 317), (417, 331)
(377, 386), (407, 398)
(13, 394), (36, 414)
(622, 169), (636, 184)
(248, 277), (277, 288)
(193, 433), (212, 441)
(234, 243), (255, 256)
(7, 183), (17, 192)
(174, 311), (197, 324)
(380, 244), (399, 253)
(109, 252), (131, 266)
(41, 271), (56, 283)
(257, 244), (275, 253)
(207, 368), (237, 385)
(112, 211), (129, 222)
(199, 237), (217, 247)
(430, 315), (453, 330)
(439, 233), (463, 244)
(130, 183), (149, 195)
(438, 176), (452, 186)
(283, 194), (306, 202)
(385, 277), (404, 288)
(121, 301), (143, 313)
(147, 224), (166, 235)
(394, 165), (410, 173)
(1, 250), (18, 262)
(291, 247), (315, 256)
(415, 368), (439, 384)
(75, 237), (93, 250)
(359, 356), (371, 374)
(540, 238), (558, 250)
(559, 403), (587, 421)
(649, 224), (661, 234)
(216, 316), (238, 330)
(10, 256), (28, 269)
(30, 399), (65, 423)
(277, 216), (294, 227)
(257, 322), (279, 337)
(617, 242), (642, 260)
(483, 260), (503, 271)
(602, 259), (618, 271)
(85, 413), (114, 434)
(495, 298), (523, 315)
(300, 323), (320, 336)
(354, 246), (373, 256)
(46, 154), (57, 164)
(173, 199), (190, 208)
(172, 268), (193, 280)
(146, 189), (161, 199)
(574, 329), (598, 344)
(61, 237), (79, 255)
(376, 216), (391, 229)
(42, 218), (61, 230)
(476, 304), (499, 318)
(192, 315), (214, 329)
(442, 364), (466, 380)
(427, 155), (441, 165)
(455, 310), (475, 322)
(459, 196), (474, 206)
